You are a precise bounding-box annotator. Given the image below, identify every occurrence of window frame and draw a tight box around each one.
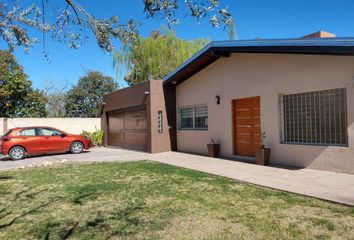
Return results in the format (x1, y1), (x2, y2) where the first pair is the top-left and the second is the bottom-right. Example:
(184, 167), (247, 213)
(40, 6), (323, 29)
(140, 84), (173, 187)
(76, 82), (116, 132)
(178, 104), (208, 130)
(280, 88), (348, 147)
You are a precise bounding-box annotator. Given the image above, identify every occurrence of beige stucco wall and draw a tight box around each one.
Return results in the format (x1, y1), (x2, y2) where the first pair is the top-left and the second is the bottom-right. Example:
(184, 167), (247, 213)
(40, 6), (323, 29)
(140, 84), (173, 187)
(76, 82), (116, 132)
(149, 80), (171, 153)
(2, 118), (100, 135)
(176, 53), (354, 174)
(0, 118), (5, 134)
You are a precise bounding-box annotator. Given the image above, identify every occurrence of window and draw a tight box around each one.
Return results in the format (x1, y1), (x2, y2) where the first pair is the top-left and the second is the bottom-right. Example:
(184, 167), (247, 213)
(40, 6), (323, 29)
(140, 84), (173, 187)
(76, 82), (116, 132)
(180, 107), (194, 129)
(281, 88), (347, 146)
(18, 128), (40, 136)
(179, 105), (208, 130)
(41, 128), (62, 136)
(157, 111), (163, 133)
(195, 105), (208, 129)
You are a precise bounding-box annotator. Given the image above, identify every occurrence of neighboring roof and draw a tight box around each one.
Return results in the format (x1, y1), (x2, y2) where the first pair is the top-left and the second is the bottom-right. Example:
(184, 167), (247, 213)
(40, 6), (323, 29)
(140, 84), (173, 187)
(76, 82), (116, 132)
(163, 37), (354, 86)
(301, 30), (336, 39)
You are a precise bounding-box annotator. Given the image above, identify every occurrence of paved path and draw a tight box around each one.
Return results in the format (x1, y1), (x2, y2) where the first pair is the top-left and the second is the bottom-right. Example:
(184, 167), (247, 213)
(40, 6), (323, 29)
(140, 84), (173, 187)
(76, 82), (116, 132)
(1, 148), (354, 206)
(150, 152), (354, 206)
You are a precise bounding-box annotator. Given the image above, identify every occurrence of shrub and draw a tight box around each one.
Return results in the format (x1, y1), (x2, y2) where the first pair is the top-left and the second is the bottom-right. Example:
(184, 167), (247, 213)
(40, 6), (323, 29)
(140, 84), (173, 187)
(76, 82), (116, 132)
(82, 128), (104, 147)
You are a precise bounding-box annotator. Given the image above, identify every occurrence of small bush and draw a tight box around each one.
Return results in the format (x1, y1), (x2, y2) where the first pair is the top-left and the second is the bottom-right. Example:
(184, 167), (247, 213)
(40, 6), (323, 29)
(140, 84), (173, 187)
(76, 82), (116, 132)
(82, 128), (104, 147)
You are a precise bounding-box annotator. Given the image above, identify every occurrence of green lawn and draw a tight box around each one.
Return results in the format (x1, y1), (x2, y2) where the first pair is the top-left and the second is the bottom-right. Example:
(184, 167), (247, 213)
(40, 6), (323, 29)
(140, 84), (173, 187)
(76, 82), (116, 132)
(0, 161), (353, 239)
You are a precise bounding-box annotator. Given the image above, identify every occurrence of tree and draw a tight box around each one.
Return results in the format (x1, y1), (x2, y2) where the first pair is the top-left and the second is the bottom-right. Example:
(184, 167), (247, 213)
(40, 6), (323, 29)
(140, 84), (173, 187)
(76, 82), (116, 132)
(0, 50), (47, 117)
(44, 81), (68, 117)
(46, 92), (67, 118)
(113, 29), (209, 85)
(65, 71), (118, 117)
(20, 89), (48, 118)
(0, 0), (234, 53)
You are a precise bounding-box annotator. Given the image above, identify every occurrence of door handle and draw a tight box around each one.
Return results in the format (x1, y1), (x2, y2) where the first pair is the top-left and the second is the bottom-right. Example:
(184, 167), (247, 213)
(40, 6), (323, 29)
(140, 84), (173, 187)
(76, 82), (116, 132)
(21, 137), (27, 139)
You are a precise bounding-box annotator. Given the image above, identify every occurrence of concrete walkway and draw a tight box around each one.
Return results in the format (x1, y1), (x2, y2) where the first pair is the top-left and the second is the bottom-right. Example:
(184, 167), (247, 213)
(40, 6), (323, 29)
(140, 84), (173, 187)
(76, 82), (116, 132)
(1, 148), (354, 205)
(149, 151), (354, 206)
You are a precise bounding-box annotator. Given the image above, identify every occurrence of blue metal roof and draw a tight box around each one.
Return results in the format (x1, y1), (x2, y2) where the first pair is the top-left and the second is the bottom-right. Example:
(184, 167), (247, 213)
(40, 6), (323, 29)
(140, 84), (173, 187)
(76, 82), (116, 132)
(163, 37), (354, 85)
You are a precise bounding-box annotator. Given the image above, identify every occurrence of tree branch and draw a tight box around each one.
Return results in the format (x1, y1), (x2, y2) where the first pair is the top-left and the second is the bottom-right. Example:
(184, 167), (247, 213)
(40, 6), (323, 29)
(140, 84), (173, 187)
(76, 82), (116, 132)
(65, 0), (81, 24)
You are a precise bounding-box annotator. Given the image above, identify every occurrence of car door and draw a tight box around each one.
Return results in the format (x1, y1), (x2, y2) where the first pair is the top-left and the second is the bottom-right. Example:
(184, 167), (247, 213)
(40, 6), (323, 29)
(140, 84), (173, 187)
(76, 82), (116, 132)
(16, 128), (43, 153)
(39, 128), (70, 152)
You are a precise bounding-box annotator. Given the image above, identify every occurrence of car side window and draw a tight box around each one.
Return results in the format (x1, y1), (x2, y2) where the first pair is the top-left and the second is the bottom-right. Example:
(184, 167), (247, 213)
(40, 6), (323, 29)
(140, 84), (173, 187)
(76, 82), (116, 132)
(41, 128), (62, 136)
(18, 128), (39, 136)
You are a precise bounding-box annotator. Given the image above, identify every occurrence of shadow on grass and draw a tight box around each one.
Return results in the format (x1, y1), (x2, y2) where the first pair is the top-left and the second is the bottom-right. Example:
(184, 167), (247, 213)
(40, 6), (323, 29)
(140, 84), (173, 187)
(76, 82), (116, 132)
(0, 198), (62, 229)
(113, 200), (146, 226)
(84, 200), (156, 238)
(25, 188), (48, 199)
(60, 221), (79, 240)
(0, 187), (63, 231)
(38, 220), (80, 240)
(0, 188), (37, 216)
(0, 175), (13, 180)
(71, 188), (98, 205)
(0, 188), (48, 212)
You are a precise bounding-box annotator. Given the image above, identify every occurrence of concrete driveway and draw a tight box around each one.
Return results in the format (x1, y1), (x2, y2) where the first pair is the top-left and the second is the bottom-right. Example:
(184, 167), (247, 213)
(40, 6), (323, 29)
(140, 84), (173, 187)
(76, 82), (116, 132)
(1, 147), (354, 206)
(0, 147), (150, 171)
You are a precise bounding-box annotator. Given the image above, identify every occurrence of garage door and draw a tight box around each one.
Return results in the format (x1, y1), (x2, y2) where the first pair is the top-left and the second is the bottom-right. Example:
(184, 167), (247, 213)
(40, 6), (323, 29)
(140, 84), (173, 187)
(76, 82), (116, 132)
(107, 108), (148, 151)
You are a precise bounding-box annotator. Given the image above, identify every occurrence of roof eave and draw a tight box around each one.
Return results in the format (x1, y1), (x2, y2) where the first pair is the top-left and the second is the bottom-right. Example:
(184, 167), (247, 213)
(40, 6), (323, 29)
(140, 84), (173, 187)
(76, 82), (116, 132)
(163, 38), (354, 86)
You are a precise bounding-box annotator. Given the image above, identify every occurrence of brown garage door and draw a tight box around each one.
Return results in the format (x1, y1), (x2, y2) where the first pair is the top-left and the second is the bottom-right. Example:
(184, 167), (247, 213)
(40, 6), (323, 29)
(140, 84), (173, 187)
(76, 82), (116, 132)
(107, 108), (148, 151)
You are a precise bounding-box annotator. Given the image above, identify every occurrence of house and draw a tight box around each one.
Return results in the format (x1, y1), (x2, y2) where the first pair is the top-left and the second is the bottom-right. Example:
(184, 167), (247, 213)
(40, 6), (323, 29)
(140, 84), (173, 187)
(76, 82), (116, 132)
(102, 32), (354, 174)
(101, 80), (171, 153)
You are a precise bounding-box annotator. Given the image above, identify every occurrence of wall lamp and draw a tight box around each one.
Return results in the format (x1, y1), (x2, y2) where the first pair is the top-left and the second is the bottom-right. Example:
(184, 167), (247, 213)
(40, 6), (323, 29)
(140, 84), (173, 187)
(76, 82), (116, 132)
(100, 102), (106, 116)
(215, 95), (221, 105)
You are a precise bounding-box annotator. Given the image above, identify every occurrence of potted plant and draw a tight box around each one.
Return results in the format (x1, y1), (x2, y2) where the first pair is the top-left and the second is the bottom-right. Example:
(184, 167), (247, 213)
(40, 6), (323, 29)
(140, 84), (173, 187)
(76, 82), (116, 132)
(255, 131), (271, 166)
(207, 138), (219, 158)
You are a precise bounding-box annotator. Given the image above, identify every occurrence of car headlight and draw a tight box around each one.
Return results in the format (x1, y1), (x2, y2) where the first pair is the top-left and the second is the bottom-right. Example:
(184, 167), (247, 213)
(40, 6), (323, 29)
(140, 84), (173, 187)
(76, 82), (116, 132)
(84, 136), (90, 141)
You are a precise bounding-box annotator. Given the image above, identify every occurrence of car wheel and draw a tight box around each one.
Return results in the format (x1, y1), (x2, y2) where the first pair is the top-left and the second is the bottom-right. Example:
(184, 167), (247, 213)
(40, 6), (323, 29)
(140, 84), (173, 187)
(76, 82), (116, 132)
(9, 146), (26, 160)
(70, 141), (84, 154)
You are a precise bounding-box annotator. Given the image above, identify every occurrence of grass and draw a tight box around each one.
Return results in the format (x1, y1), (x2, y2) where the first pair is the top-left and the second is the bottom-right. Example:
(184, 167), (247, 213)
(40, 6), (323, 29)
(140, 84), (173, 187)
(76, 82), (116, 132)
(0, 161), (353, 239)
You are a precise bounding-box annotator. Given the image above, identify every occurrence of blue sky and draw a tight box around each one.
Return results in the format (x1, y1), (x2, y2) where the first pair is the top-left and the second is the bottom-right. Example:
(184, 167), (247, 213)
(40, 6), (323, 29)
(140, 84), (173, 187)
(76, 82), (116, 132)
(1, 0), (354, 90)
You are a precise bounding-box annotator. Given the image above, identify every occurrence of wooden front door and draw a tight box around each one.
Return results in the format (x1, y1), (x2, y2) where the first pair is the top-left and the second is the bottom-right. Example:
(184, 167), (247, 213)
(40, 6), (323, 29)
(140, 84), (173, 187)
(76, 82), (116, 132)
(233, 96), (261, 157)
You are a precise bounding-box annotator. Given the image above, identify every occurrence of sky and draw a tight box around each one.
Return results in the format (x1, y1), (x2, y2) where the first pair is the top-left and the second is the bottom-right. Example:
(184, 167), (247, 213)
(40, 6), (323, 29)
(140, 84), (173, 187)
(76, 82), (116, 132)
(1, 0), (354, 90)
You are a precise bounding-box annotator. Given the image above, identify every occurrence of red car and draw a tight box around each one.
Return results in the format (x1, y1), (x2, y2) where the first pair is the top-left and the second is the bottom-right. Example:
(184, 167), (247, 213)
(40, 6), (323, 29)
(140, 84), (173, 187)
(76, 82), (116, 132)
(0, 126), (91, 160)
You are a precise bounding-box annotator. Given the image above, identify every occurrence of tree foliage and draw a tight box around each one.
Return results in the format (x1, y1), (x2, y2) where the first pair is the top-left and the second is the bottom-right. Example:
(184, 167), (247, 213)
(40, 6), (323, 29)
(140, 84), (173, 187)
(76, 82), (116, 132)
(0, 0), (234, 53)
(20, 89), (48, 118)
(0, 54), (117, 118)
(0, 50), (47, 117)
(45, 92), (66, 118)
(113, 29), (209, 85)
(65, 71), (118, 117)
(44, 81), (68, 117)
